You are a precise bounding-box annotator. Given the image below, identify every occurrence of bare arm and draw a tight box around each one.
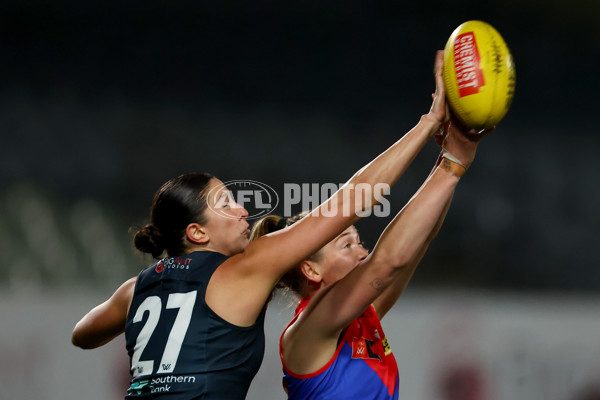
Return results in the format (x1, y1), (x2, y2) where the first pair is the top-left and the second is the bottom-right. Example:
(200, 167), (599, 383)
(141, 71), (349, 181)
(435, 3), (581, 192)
(208, 51), (450, 326)
(71, 277), (137, 349)
(282, 112), (494, 373)
(282, 164), (460, 374)
(370, 118), (494, 320)
(371, 191), (452, 319)
(370, 152), (451, 319)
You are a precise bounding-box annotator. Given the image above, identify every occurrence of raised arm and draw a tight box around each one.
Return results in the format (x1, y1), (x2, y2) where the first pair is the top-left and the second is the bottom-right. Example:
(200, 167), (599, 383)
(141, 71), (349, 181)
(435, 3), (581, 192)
(294, 154), (460, 331)
(255, 50), (451, 279)
(208, 52), (451, 325)
(234, 110), (442, 282)
(371, 177), (452, 320)
(369, 119), (495, 319)
(281, 116), (491, 373)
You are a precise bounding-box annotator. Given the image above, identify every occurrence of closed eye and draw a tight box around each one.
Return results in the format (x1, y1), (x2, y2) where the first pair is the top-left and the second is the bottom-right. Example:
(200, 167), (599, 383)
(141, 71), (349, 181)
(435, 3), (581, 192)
(219, 193), (232, 208)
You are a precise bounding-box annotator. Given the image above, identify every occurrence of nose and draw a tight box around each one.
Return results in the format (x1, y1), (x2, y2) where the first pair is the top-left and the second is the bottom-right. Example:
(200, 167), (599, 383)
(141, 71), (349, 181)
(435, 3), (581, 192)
(235, 202), (249, 219)
(357, 245), (369, 262)
(229, 198), (249, 219)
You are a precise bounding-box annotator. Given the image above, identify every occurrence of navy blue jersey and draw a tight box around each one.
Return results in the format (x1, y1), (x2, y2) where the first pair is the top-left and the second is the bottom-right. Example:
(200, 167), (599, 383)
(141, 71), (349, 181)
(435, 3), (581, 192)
(125, 251), (266, 400)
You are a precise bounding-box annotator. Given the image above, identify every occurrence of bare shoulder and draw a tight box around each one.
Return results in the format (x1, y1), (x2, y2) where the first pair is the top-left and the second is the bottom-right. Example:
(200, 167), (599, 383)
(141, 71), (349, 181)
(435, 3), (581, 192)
(114, 276), (138, 314)
(280, 305), (340, 375)
(206, 251), (276, 327)
(118, 276), (138, 295)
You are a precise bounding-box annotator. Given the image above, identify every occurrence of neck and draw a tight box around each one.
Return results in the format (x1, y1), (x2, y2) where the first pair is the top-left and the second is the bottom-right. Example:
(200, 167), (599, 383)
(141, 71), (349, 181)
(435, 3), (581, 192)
(305, 282), (325, 298)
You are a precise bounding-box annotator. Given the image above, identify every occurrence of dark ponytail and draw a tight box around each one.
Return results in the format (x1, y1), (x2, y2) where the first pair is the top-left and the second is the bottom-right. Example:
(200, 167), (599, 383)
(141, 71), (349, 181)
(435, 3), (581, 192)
(133, 172), (214, 259)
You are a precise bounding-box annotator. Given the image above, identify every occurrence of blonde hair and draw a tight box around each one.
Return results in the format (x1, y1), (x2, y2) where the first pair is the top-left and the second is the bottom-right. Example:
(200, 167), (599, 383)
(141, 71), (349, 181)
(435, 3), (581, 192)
(249, 211), (322, 296)
(248, 214), (286, 241)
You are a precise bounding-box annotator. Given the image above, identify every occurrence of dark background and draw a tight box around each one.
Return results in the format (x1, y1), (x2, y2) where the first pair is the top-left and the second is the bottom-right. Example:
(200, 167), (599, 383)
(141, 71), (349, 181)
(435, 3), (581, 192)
(1, 1), (598, 292)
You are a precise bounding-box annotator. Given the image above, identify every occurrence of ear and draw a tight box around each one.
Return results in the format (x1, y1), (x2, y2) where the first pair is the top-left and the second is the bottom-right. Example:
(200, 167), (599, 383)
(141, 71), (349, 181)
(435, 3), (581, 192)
(186, 223), (209, 245)
(300, 260), (322, 284)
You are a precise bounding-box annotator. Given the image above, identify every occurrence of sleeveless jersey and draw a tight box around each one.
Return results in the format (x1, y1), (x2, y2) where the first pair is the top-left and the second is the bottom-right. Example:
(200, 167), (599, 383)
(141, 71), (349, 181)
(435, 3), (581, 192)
(281, 297), (399, 400)
(125, 251), (266, 400)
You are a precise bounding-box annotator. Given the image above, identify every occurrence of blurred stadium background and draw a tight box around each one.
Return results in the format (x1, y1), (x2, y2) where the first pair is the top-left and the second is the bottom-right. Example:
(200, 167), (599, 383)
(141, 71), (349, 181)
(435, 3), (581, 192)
(1, 1), (599, 399)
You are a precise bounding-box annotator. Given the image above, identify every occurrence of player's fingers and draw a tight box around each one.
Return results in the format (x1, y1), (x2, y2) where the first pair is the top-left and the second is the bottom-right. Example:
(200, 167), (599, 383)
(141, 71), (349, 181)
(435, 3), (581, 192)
(434, 50), (444, 77)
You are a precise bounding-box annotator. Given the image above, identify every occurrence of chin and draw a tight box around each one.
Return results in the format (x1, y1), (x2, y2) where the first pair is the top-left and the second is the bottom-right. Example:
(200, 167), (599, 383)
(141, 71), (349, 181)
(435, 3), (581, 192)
(235, 238), (250, 254)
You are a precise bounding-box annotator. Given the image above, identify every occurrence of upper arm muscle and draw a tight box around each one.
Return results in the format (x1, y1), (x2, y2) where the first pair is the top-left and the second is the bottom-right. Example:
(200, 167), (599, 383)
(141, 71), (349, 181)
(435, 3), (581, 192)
(72, 277), (136, 349)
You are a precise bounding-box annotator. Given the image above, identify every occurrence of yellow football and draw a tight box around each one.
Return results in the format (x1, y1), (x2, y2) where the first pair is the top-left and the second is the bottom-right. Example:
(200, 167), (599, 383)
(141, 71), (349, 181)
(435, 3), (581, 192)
(443, 20), (516, 129)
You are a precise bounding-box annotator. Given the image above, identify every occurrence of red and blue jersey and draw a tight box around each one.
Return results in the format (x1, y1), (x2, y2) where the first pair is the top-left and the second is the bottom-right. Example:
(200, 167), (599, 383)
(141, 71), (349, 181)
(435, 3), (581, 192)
(281, 297), (399, 400)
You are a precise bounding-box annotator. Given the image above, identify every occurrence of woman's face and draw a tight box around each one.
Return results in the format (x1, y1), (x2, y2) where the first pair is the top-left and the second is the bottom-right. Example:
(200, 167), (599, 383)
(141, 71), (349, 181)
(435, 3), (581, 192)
(201, 179), (250, 256)
(311, 225), (369, 286)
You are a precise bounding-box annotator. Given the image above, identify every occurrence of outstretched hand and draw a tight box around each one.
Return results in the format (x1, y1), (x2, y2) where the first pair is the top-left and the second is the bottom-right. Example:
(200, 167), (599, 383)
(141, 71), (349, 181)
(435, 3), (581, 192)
(425, 49), (494, 167)
(426, 50), (450, 127)
(435, 117), (495, 168)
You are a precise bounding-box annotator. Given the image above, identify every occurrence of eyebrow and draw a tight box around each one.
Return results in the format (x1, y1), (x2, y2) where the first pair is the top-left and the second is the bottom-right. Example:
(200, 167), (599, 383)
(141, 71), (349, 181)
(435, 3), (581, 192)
(218, 190), (233, 198)
(335, 231), (359, 243)
(213, 190), (233, 205)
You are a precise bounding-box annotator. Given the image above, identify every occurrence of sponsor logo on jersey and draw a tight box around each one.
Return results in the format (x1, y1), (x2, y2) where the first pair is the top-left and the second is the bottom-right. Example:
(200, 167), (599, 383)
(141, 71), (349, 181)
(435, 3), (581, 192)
(128, 375), (197, 395)
(127, 379), (149, 395)
(156, 257), (192, 273)
(382, 337), (392, 356)
(351, 337), (382, 361)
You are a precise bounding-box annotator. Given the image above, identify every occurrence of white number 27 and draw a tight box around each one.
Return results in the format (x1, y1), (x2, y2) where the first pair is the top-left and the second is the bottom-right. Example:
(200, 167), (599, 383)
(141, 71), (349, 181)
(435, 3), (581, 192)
(130, 291), (197, 378)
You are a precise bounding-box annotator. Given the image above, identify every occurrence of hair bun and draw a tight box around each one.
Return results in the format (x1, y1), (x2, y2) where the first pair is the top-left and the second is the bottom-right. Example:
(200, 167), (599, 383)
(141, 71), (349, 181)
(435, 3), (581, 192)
(134, 224), (165, 258)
